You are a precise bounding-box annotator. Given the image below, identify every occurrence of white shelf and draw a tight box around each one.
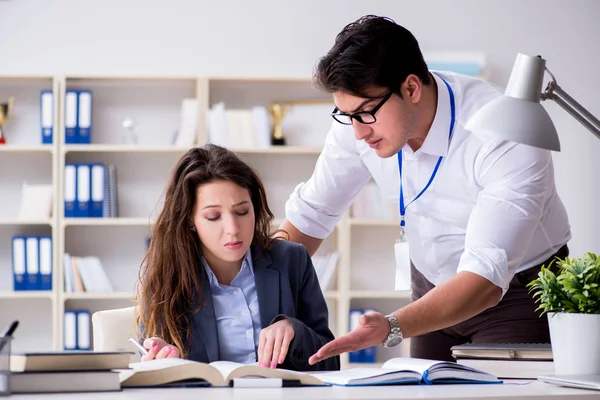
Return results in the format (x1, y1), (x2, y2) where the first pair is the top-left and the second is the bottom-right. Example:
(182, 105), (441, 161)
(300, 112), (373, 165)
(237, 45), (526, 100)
(63, 218), (153, 227)
(0, 145), (54, 153)
(350, 219), (400, 227)
(208, 75), (312, 83)
(1, 74), (409, 367)
(63, 292), (136, 300)
(0, 219), (53, 226)
(0, 291), (53, 299)
(230, 146), (323, 155)
(350, 290), (412, 299)
(62, 144), (192, 153)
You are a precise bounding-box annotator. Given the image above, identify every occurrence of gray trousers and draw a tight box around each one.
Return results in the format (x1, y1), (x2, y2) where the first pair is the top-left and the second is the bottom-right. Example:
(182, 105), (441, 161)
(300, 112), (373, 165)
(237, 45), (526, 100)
(409, 244), (569, 362)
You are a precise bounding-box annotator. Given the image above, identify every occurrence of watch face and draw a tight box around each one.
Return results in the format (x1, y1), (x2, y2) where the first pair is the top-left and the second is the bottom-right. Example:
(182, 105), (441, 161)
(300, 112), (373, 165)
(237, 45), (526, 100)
(385, 336), (403, 347)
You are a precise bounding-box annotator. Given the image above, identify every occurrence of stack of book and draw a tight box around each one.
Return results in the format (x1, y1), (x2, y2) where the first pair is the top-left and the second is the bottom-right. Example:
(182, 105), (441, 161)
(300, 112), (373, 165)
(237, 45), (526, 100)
(9, 351), (131, 393)
(451, 343), (554, 379)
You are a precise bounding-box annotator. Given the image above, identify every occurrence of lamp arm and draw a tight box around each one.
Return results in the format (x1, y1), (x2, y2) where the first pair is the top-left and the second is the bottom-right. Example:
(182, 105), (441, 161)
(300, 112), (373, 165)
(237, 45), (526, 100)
(542, 79), (600, 140)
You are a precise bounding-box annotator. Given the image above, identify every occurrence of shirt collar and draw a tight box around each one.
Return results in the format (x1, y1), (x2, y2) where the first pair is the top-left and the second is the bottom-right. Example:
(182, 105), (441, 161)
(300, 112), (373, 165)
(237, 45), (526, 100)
(201, 249), (255, 286)
(402, 72), (453, 158)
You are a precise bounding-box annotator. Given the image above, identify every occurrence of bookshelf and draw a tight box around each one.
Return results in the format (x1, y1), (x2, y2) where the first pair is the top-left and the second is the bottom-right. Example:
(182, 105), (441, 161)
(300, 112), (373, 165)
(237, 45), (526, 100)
(2, 73), (412, 367)
(0, 75), (61, 352)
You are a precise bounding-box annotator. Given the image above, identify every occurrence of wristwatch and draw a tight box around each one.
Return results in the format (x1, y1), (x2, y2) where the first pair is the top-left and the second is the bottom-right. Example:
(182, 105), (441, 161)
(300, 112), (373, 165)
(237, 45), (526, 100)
(383, 314), (403, 348)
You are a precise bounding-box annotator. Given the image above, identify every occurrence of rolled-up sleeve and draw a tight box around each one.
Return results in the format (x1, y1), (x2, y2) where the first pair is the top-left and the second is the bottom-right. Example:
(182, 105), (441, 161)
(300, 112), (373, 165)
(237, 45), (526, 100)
(285, 123), (371, 239)
(457, 141), (553, 297)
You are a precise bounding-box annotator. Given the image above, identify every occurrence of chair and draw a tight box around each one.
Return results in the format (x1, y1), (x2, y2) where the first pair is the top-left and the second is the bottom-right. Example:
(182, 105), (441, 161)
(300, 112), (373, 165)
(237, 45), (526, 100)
(91, 306), (141, 363)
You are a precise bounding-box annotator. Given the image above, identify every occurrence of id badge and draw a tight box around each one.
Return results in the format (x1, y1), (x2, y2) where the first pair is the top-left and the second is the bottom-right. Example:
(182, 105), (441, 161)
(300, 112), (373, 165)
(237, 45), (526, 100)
(394, 228), (411, 291)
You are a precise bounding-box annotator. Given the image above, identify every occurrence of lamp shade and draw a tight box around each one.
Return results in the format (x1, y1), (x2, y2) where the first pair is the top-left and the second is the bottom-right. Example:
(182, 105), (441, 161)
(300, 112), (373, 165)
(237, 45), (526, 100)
(465, 53), (561, 151)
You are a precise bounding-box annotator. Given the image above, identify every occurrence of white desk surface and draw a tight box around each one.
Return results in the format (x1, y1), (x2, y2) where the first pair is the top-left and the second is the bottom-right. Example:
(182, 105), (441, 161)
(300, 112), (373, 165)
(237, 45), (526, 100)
(12, 380), (599, 399)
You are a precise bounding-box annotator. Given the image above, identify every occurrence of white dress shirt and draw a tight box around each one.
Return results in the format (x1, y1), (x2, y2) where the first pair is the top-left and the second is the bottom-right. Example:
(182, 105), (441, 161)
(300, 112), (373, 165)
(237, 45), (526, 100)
(285, 72), (571, 296)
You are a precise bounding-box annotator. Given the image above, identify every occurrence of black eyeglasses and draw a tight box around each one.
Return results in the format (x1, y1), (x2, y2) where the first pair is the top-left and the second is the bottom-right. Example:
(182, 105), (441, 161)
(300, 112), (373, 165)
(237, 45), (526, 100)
(331, 91), (394, 125)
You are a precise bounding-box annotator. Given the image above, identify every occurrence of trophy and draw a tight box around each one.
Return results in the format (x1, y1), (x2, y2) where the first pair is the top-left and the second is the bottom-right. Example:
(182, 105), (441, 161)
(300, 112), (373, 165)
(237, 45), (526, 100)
(121, 117), (139, 144)
(0, 97), (15, 145)
(268, 103), (288, 146)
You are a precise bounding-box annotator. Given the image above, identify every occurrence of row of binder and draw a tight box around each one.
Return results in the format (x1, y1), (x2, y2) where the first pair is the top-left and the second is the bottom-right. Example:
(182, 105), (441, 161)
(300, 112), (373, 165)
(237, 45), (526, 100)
(11, 236), (53, 291)
(64, 163), (118, 218)
(38, 89), (92, 145)
(63, 309), (91, 351)
(349, 308), (378, 363)
(64, 90), (92, 144)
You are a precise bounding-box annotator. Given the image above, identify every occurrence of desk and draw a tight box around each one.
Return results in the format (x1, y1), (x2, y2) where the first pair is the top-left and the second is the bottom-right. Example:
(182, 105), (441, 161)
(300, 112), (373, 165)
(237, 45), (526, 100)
(12, 381), (599, 399)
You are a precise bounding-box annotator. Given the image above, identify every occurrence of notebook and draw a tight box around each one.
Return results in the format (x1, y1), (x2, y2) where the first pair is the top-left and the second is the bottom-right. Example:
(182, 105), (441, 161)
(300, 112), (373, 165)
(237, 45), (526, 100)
(538, 374), (600, 391)
(119, 358), (326, 387)
(314, 357), (501, 386)
(10, 351), (133, 372)
(10, 371), (121, 393)
(451, 343), (553, 361)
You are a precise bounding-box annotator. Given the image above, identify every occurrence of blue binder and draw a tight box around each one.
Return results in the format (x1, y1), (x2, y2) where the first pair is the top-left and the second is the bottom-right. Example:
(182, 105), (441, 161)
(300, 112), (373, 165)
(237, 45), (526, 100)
(64, 90), (78, 144)
(90, 163), (105, 218)
(63, 310), (77, 350)
(75, 164), (90, 218)
(64, 164), (77, 218)
(40, 90), (53, 144)
(38, 235), (52, 291)
(12, 236), (27, 291)
(25, 236), (40, 291)
(77, 90), (92, 144)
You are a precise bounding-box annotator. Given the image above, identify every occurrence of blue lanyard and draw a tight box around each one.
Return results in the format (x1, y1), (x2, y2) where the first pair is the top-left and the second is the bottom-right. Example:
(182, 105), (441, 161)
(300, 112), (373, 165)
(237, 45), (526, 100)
(398, 78), (455, 227)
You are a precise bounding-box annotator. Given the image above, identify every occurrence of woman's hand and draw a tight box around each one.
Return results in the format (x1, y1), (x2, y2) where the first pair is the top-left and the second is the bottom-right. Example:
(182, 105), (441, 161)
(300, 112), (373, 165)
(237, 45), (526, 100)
(141, 337), (180, 361)
(257, 319), (295, 368)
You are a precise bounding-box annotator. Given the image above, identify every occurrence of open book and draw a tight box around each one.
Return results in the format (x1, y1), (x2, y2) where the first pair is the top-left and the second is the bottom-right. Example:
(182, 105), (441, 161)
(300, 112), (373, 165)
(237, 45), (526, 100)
(120, 357), (500, 388)
(315, 357), (501, 386)
(119, 358), (325, 387)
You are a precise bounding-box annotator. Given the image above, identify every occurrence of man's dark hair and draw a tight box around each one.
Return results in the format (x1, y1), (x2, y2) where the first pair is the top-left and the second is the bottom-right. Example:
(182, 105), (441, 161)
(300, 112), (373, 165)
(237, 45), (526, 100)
(314, 15), (432, 99)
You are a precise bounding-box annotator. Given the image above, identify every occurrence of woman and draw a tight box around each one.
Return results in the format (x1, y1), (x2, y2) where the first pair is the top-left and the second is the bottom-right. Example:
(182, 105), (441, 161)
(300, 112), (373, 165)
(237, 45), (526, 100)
(135, 144), (339, 372)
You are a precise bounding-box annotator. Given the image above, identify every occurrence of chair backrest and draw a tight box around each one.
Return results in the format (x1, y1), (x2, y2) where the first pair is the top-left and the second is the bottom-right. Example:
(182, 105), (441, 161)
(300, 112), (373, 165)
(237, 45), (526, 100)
(91, 306), (141, 363)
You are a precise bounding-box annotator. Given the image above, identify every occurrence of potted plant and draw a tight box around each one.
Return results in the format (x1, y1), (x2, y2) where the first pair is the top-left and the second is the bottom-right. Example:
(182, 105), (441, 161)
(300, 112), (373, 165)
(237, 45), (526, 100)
(528, 252), (600, 375)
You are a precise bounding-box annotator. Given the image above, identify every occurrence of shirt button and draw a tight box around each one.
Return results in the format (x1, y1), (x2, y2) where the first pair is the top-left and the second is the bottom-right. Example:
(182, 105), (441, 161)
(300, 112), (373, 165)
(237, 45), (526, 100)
(246, 329), (252, 336)
(249, 353), (254, 359)
(241, 310), (248, 316)
(232, 290), (239, 295)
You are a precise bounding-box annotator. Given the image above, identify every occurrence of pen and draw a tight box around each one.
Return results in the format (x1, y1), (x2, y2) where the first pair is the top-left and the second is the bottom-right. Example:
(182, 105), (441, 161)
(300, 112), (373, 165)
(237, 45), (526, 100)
(0, 320), (19, 353)
(128, 337), (148, 356)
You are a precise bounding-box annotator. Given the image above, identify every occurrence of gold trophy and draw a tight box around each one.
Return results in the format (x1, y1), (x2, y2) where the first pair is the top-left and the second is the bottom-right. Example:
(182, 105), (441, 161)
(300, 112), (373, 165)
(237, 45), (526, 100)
(0, 97), (15, 145)
(268, 103), (288, 146)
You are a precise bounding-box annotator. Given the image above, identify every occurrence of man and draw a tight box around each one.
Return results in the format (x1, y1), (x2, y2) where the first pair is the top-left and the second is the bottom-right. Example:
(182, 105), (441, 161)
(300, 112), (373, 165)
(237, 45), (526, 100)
(278, 15), (571, 363)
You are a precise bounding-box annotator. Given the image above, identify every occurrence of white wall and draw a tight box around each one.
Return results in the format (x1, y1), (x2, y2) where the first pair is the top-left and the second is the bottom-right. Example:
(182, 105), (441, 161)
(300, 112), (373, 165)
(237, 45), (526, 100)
(1, 0), (599, 256)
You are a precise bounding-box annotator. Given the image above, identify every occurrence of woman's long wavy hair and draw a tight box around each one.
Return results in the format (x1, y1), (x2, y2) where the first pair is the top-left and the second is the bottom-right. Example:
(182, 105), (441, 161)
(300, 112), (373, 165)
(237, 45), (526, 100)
(135, 144), (278, 357)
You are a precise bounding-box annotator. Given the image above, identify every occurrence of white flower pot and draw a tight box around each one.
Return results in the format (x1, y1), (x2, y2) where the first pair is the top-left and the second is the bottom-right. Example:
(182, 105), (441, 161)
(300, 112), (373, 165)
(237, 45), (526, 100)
(548, 312), (600, 375)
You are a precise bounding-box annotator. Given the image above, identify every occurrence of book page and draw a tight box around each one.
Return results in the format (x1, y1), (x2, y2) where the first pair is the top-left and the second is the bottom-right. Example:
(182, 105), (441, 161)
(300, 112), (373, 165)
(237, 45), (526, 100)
(121, 358), (225, 387)
(209, 361), (324, 385)
(381, 357), (443, 374)
(129, 358), (197, 371)
(315, 367), (420, 386)
(381, 357), (499, 383)
(209, 361), (256, 381)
